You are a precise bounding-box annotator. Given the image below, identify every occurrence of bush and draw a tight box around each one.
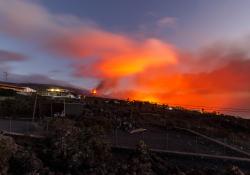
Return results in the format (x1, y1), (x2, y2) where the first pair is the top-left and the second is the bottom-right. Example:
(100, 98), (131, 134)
(0, 134), (17, 175)
(0, 89), (16, 97)
(118, 140), (153, 175)
(9, 148), (43, 175)
(43, 118), (111, 174)
(0, 96), (33, 117)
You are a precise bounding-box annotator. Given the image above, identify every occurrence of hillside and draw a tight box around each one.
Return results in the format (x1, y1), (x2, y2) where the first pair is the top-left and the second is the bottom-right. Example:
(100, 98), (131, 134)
(1, 95), (250, 174)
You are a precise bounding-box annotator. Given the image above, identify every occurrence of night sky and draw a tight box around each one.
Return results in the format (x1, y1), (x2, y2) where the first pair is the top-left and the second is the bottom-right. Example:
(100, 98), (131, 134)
(0, 0), (250, 116)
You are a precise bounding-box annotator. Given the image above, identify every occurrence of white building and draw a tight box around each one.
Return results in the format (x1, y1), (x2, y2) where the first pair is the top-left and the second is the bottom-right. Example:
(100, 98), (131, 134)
(0, 83), (36, 95)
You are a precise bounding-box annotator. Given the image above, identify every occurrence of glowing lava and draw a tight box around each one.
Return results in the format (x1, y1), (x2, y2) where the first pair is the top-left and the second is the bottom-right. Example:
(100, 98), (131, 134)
(91, 89), (97, 95)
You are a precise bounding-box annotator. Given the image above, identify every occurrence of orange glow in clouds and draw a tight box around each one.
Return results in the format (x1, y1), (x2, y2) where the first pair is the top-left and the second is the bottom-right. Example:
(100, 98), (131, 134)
(97, 39), (177, 77)
(48, 26), (250, 114)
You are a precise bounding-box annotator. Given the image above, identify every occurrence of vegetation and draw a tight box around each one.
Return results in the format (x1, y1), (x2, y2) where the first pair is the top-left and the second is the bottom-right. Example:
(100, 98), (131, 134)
(0, 135), (17, 174)
(0, 95), (34, 118)
(123, 141), (153, 175)
(0, 117), (249, 174)
(42, 118), (111, 174)
(0, 95), (250, 174)
(0, 118), (110, 174)
(0, 89), (16, 97)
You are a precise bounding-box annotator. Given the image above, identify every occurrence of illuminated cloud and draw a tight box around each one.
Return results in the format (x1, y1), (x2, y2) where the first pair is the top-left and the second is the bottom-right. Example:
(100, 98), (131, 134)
(108, 46), (250, 117)
(0, 49), (27, 63)
(0, 0), (178, 77)
(47, 31), (177, 78)
(0, 49), (27, 74)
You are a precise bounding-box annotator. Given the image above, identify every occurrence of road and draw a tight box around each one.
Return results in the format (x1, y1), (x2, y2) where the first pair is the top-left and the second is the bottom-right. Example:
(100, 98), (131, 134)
(0, 118), (249, 158)
(108, 126), (250, 158)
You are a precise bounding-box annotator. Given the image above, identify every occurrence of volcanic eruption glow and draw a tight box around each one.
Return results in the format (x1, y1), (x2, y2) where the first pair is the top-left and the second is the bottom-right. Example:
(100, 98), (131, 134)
(91, 89), (97, 95)
(64, 30), (250, 115)
(91, 42), (250, 115)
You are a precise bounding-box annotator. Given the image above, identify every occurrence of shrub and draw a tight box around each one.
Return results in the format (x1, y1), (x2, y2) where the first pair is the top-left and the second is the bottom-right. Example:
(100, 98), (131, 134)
(0, 134), (17, 175)
(9, 148), (43, 175)
(43, 118), (111, 174)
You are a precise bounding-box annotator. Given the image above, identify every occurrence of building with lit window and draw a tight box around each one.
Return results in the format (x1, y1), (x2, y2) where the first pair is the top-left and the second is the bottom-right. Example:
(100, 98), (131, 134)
(38, 88), (78, 98)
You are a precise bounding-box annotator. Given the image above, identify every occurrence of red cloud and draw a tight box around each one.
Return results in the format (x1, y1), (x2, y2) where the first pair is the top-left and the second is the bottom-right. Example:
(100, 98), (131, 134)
(0, 49), (27, 62)
(46, 30), (177, 78)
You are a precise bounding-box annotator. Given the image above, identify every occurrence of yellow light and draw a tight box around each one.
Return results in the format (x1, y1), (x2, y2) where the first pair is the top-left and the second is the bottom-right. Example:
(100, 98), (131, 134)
(48, 88), (63, 92)
(49, 88), (55, 92)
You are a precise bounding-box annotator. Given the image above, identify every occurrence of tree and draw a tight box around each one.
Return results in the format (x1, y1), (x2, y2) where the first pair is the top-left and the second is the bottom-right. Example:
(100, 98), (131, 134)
(44, 118), (111, 174)
(9, 148), (43, 175)
(120, 140), (154, 175)
(0, 134), (17, 175)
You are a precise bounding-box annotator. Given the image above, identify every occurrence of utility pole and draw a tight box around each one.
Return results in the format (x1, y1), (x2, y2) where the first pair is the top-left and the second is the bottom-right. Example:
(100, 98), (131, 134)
(3, 72), (8, 81)
(32, 93), (38, 122)
(63, 99), (66, 117)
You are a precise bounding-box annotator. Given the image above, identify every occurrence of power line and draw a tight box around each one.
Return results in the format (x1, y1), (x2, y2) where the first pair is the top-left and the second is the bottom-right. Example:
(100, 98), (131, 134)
(168, 103), (250, 113)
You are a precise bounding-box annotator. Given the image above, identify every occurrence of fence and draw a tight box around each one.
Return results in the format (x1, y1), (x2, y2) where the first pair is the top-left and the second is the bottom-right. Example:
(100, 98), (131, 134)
(0, 118), (41, 134)
(1, 117), (250, 170)
(110, 126), (250, 159)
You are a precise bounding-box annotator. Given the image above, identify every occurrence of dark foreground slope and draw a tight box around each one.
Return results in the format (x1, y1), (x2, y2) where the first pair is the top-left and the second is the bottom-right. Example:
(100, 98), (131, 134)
(1, 95), (250, 174)
(1, 117), (250, 175)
